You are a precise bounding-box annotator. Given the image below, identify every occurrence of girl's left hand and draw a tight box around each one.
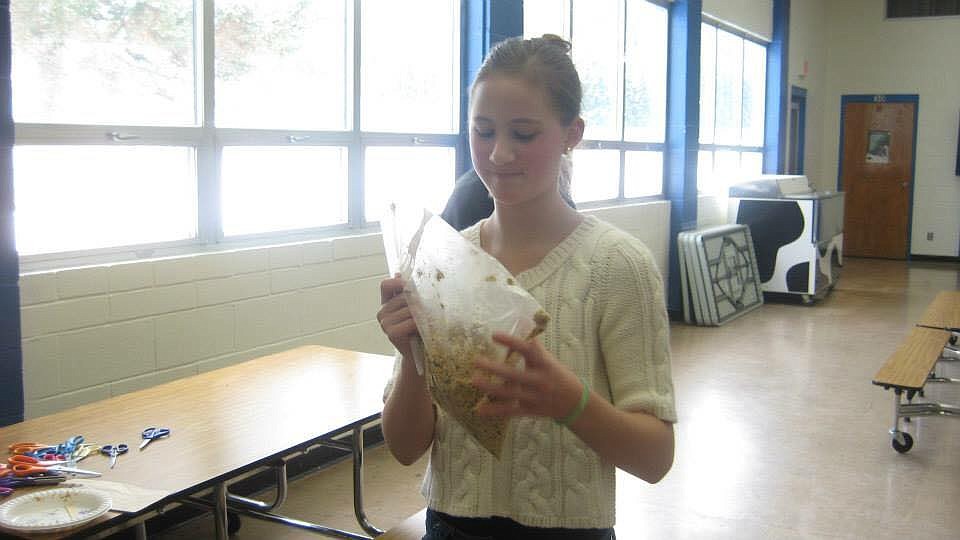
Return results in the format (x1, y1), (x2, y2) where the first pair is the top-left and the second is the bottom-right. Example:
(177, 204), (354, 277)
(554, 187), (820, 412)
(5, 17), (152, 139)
(472, 332), (584, 420)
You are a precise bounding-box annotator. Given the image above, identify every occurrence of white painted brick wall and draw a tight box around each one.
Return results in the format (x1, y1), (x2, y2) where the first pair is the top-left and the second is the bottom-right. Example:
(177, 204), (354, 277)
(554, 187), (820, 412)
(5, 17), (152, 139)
(156, 305), (236, 369)
(20, 297), (110, 337)
(107, 262), (154, 292)
(19, 272), (59, 305)
(108, 283), (198, 322)
(236, 293), (303, 350)
(19, 204), (671, 418)
(56, 266), (108, 299)
(58, 320), (156, 388)
(21, 336), (60, 399)
(197, 273), (271, 306)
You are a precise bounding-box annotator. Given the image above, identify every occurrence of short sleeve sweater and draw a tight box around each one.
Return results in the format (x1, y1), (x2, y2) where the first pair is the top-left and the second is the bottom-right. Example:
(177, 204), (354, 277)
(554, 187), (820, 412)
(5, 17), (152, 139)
(395, 215), (678, 529)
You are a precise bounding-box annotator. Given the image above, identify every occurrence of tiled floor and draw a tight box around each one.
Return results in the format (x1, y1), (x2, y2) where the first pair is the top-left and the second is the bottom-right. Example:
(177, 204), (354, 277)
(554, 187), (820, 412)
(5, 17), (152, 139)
(156, 257), (960, 539)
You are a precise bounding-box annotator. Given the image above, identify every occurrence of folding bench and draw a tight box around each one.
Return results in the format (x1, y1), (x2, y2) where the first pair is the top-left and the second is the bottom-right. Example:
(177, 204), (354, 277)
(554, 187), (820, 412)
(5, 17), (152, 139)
(872, 326), (960, 453)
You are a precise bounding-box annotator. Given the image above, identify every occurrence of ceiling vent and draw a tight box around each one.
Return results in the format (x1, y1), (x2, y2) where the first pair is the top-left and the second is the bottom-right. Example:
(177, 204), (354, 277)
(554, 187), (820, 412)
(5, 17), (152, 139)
(887, 0), (960, 18)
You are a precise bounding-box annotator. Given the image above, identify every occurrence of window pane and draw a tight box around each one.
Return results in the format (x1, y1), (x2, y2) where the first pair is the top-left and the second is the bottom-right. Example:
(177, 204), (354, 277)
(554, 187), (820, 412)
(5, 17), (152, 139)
(712, 149), (741, 193)
(699, 24), (717, 144)
(216, 0), (350, 130)
(364, 147), (455, 222)
(573, 0), (622, 141)
(361, 0), (459, 133)
(624, 0), (667, 143)
(221, 147), (347, 236)
(571, 149), (619, 202)
(714, 29), (744, 145)
(741, 40), (767, 147)
(14, 146), (197, 255)
(523, 0), (570, 40)
(624, 151), (663, 198)
(741, 151), (763, 177)
(11, 0), (196, 126)
(697, 150), (714, 192)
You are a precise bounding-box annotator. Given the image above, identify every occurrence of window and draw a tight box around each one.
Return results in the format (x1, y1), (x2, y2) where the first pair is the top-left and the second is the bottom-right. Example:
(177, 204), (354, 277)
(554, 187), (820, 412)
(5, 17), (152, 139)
(11, 0), (460, 259)
(524, 0), (669, 204)
(698, 22), (767, 194)
(887, 0), (960, 18)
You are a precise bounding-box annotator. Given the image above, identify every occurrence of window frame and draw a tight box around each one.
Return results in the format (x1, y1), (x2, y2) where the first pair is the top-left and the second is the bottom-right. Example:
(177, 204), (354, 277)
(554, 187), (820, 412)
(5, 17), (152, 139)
(697, 16), (769, 193)
(13, 0), (462, 271)
(524, 0), (671, 207)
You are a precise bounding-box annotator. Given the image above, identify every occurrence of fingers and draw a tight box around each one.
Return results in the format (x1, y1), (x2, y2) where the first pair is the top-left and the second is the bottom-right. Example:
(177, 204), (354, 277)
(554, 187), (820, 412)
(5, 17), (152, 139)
(473, 358), (538, 387)
(472, 359), (543, 418)
(377, 275), (419, 355)
(490, 332), (531, 352)
(490, 332), (548, 367)
(380, 275), (405, 304)
(475, 396), (526, 417)
(473, 376), (537, 408)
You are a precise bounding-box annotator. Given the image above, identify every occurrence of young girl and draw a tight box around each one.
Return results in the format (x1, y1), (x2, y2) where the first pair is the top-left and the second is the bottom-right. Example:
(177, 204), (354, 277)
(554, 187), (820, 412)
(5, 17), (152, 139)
(377, 35), (676, 540)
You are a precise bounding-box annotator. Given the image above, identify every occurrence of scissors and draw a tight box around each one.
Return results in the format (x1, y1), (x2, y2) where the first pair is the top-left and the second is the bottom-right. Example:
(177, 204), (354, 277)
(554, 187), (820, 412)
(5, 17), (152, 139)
(72, 443), (102, 462)
(101, 444), (128, 469)
(8, 442), (57, 456)
(7, 455), (101, 478)
(0, 474), (67, 489)
(56, 435), (85, 458)
(140, 427), (171, 450)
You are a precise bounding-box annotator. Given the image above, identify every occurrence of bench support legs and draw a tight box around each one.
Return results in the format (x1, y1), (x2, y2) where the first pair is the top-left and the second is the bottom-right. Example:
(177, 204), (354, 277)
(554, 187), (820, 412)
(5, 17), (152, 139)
(889, 389), (911, 451)
(181, 420), (384, 539)
(888, 379), (960, 453)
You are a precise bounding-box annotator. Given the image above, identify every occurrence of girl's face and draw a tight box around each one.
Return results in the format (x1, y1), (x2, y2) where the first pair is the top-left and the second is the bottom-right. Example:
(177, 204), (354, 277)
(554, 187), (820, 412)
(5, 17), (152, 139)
(469, 75), (582, 208)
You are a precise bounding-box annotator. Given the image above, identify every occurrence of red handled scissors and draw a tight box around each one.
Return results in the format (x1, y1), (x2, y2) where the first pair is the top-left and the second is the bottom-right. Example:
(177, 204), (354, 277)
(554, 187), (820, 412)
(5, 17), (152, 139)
(7, 455), (101, 478)
(8, 442), (57, 456)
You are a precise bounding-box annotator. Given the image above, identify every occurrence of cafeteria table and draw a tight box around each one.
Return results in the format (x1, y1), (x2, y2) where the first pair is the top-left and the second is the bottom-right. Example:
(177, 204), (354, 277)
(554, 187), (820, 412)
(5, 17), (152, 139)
(0, 345), (394, 539)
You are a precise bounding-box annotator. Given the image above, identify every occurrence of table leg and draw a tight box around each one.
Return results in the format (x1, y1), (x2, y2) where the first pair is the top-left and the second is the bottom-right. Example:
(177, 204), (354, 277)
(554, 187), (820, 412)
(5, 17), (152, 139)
(213, 483), (229, 540)
(352, 424), (384, 537)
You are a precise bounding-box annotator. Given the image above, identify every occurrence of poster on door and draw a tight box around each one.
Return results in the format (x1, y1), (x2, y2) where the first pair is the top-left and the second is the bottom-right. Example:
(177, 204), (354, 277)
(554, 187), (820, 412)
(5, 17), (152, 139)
(866, 130), (891, 163)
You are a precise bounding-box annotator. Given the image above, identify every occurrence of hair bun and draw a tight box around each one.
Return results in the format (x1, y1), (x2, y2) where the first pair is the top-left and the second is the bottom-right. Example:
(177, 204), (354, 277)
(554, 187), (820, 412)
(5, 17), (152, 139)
(540, 33), (572, 54)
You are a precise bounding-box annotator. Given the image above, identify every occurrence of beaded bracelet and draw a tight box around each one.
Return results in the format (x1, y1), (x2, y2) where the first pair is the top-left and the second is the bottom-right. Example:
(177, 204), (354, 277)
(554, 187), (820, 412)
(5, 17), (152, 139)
(555, 376), (590, 426)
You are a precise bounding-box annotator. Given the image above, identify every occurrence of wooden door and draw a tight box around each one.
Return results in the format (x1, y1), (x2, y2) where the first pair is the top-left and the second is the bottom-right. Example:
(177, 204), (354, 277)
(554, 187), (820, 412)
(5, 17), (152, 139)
(840, 99), (916, 259)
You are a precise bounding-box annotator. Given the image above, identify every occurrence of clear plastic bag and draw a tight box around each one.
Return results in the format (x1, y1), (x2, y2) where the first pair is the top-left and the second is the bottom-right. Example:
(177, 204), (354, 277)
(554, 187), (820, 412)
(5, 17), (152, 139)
(382, 204), (548, 457)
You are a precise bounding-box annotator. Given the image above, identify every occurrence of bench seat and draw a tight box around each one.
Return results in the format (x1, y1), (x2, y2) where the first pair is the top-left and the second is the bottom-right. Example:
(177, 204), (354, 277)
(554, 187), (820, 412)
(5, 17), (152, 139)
(873, 327), (951, 391)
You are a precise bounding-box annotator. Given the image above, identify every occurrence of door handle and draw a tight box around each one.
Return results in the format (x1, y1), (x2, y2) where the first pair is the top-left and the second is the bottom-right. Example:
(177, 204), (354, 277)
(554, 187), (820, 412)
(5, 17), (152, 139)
(901, 181), (908, 188)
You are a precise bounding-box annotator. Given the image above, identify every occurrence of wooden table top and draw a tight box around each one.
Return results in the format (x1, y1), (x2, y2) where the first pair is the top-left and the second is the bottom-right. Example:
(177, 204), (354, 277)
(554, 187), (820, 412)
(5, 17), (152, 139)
(0, 345), (394, 536)
(872, 327), (951, 390)
(918, 290), (960, 329)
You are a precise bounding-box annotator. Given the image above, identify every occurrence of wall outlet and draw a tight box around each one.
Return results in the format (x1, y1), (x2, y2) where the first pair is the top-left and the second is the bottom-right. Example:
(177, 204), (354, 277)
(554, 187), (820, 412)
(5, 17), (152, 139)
(926, 231), (935, 241)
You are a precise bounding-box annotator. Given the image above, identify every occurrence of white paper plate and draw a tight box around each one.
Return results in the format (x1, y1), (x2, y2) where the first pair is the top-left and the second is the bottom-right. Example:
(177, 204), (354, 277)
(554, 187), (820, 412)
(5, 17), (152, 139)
(0, 488), (112, 533)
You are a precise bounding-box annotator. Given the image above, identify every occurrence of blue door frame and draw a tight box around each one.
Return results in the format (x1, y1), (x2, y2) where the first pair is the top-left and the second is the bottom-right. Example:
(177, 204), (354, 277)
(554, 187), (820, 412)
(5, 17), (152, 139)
(789, 86), (806, 174)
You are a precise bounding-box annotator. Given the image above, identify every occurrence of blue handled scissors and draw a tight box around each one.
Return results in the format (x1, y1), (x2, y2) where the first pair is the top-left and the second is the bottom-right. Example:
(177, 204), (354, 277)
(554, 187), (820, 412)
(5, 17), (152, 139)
(0, 474), (67, 492)
(101, 443), (128, 469)
(139, 427), (171, 450)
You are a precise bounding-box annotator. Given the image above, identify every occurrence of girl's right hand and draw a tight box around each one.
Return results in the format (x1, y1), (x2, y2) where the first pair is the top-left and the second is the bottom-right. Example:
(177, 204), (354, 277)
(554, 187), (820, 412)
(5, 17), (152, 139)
(377, 274), (418, 360)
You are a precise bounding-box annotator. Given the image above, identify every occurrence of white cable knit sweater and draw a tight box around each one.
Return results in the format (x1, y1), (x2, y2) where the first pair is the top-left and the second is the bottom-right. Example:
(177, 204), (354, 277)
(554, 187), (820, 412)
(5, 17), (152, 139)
(387, 215), (677, 529)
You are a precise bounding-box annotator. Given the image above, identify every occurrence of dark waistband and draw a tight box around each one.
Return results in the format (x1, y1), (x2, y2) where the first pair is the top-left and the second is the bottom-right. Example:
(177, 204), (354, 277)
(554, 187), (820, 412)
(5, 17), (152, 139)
(425, 508), (615, 540)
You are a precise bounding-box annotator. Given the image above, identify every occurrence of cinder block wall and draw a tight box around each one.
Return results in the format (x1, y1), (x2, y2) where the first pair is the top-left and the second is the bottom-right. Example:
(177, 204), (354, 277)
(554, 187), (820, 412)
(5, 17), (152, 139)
(19, 201), (671, 418)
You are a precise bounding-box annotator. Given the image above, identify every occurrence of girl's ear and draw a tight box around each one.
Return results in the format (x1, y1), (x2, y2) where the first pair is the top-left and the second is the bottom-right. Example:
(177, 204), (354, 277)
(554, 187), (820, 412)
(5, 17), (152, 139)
(565, 117), (585, 151)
